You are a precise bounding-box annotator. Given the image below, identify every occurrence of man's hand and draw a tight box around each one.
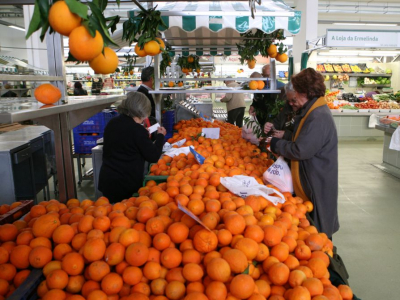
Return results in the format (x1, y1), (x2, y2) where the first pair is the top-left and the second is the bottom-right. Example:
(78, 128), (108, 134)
(263, 122), (274, 134)
(272, 130), (284, 139)
(157, 127), (167, 136)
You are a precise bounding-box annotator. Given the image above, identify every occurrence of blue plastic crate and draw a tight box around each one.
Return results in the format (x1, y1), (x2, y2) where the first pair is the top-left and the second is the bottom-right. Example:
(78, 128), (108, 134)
(74, 110), (119, 133)
(162, 110), (175, 124)
(104, 110), (119, 126)
(73, 133), (104, 154)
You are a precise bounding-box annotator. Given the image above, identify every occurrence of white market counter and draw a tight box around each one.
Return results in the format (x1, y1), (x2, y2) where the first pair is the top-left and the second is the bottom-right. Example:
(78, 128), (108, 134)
(330, 110), (397, 139)
(374, 125), (400, 179)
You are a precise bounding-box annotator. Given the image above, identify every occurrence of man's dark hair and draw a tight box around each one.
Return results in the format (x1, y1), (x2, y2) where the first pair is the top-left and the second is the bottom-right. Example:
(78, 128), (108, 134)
(141, 66), (154, 82)
(74, 82), (82, 89)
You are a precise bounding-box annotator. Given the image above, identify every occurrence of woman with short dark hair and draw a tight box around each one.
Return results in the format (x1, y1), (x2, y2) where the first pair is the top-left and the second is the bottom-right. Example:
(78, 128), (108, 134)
(268, 68), (339, 239)
(99, 92), (166, 202)
(74, 82), (88, 96)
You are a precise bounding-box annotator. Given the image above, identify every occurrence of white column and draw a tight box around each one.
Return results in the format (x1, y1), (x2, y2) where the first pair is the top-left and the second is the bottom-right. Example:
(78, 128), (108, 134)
(23, 5), (49, 71)
(292, 0), (318, 74)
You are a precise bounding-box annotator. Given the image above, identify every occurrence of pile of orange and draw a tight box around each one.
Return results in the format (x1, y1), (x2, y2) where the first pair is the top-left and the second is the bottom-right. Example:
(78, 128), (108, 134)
(0, 117), (354, 300)
(0, 190), (353, 300)
(149, 119), (273, 177)
(48, 0), (118, 74)
(0, 202), (22, 217)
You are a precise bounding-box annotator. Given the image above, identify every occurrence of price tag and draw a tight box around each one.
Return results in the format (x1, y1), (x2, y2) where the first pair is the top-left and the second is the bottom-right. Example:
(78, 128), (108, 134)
(201, 128), (220, 139)
(177, 201), (211, 231)
(189, 146), (205, 164)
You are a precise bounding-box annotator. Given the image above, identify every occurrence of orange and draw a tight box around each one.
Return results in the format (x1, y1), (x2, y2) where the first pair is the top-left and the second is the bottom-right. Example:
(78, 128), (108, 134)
(222, 249), (248, 273)
(125, 243), (149, 267)
(249, 80), (258, 90)
(247, 59), (256, 69)
(276, 53), (288, 63)
(28, 246), (52, 268)
(267, 44), (278, 58)
(48, 0), (82, 36)
(206, 258), (231, 282)
(230, 274), (255, 299)
(135, 44), (147, 57)
(89, 47), (119, 74)
(144, 40), (161, 56)
(268, 262), (290, 286)
(69, 26), (104, 62)
(34, 84), (62, 105)
(257, 81), (265, 90)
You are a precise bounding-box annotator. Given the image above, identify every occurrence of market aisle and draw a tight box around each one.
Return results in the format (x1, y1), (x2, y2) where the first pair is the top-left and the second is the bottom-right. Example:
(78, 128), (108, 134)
(334, 140), (400, 300)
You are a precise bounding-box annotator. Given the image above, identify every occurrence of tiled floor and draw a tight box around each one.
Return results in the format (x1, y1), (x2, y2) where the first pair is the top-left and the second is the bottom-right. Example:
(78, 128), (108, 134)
(334, 141), (400, 300)
(39, 140), (400, 300)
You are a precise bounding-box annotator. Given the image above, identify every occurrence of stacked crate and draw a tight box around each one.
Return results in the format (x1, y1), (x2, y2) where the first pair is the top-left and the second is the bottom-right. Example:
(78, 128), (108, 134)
(73, 109), (118, 154)
(162, 110), (175, 141)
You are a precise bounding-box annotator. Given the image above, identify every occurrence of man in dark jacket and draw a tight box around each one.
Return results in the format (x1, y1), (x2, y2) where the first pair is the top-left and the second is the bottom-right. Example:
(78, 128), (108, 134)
(137, 66), (156, 117)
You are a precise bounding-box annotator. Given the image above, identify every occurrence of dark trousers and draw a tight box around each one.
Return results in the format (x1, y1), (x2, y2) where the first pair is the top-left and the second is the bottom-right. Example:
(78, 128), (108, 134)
(227, 107), (245, 128)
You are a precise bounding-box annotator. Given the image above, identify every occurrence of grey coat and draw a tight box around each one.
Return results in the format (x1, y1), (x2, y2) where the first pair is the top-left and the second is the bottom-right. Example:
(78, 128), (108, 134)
(270, 97), (339, 237)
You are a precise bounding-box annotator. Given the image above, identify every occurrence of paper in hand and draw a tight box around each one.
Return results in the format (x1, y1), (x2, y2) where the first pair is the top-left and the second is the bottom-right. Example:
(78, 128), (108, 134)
(148, 123), (160, 134)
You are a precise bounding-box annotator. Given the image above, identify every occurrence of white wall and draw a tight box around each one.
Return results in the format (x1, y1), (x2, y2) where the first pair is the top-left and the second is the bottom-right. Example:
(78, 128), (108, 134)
(0, 25), (29, 60)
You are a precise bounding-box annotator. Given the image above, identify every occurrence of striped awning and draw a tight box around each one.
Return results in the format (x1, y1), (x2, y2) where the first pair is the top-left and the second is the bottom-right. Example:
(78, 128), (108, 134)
(152, 1), (301, 35)
(112, 1), (301, 49)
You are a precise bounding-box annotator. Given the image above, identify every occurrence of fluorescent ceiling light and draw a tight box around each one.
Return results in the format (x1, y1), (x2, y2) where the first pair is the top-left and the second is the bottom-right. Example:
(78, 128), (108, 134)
(8, 25), (25, 32)
(333, 23), (397, 27)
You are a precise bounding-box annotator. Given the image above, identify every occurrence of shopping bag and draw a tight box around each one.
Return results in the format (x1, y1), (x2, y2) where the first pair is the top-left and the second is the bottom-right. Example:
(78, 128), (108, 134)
(242, 117), (260, 145)
(389, 127), (400, 151)
(220, 175), (285, 205)
(263, 156), (294, 193)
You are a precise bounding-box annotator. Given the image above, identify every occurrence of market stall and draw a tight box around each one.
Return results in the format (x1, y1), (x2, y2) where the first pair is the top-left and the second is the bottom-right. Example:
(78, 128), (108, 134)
(110, 0), (301, 122)
(307, 29), (400, 138)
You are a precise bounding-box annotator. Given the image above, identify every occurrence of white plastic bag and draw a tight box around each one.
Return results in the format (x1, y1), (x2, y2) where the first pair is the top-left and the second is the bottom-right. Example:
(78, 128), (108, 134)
(220, 175), (285, 206)
(162, 139), (186, 152)
(242, 117), (260, 146)
(164, 146), (191, 158)
(389, 126), (400, 151)
(263, 157), (293, 193)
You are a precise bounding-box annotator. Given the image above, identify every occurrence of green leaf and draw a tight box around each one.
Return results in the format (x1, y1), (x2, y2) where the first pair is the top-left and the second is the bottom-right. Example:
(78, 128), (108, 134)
(65, 51), (80, 62)
(93, 0), (108, 13)
(25, 0), (42, 40)
(87, 3), (119, 47)
(242, 264), (250, 275)
(65, 0), (88, 20)
(106, 15), (120, 33)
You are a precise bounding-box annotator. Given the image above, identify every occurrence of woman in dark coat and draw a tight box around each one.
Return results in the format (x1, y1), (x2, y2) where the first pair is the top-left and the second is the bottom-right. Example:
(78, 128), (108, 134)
(269, 68), (339, 238)
(99, 92), (166, 203)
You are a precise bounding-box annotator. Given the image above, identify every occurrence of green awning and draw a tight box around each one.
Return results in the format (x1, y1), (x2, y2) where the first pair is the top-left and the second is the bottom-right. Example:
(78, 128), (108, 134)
(114, 1), (301, 48)
(153, 1), (301, 35)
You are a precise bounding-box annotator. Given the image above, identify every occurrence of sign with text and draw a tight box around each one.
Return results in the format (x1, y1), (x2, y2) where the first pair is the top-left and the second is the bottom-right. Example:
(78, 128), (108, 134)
(326, 29), (400, 48)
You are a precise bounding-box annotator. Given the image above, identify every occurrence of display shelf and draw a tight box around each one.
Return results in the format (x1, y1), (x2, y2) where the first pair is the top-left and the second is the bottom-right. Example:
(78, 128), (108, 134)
(321, 73), (391, 78)
(0, 88), (30, 91)
(160, 77), (271, 82)
(361, 84), (391, 88)
(114, 79), (141, 81)
(0, 95), (125, 124)
(150, 89), (281, 94)
(0, 75), (64, 81)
